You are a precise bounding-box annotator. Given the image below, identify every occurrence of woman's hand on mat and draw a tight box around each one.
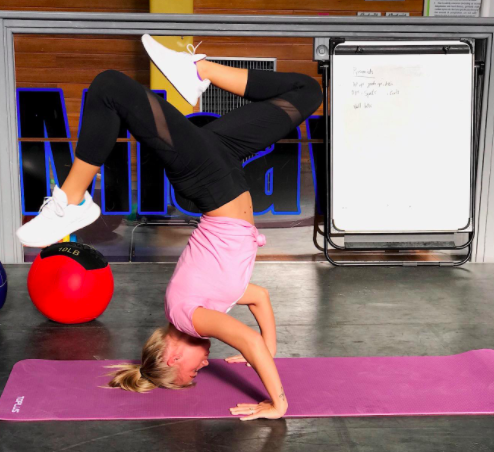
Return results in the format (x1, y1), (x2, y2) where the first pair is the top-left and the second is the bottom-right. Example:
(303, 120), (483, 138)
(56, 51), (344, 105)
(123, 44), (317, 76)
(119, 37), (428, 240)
(230, 400), (286, 421)
(225, 354), (251, 367)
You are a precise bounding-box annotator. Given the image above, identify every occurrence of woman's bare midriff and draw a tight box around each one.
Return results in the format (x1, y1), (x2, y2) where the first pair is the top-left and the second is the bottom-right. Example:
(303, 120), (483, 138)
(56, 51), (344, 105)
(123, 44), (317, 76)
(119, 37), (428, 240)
(203, 191), (254, 226)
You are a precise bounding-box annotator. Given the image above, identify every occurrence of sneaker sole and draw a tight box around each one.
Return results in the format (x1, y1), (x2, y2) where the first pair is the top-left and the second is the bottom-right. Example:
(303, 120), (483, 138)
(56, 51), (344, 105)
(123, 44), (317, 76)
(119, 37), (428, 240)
(142, 37), (199, 107)
(19, 204), (101, 248)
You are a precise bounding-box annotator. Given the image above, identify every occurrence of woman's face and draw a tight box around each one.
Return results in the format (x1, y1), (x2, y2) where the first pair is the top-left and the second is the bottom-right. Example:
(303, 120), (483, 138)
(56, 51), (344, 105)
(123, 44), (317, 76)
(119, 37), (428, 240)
(175, 337), (211, 385)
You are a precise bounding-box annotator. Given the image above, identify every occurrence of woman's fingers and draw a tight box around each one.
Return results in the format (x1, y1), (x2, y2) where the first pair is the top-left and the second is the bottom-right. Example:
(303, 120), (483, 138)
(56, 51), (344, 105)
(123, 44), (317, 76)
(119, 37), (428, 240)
(230, 401), (283, 421)
(225, 360), (251, 366)
(225, 355), (252, 366)
(230, 403), (259, 414)
(230, 404), (258, 411)
(225, 355), (246, 362)
(230, 409), (258, 415)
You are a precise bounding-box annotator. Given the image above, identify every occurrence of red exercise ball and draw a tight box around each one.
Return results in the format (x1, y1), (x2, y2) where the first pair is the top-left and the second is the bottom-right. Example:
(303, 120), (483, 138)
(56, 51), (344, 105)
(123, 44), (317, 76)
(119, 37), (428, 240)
(28, 242), (114, 324)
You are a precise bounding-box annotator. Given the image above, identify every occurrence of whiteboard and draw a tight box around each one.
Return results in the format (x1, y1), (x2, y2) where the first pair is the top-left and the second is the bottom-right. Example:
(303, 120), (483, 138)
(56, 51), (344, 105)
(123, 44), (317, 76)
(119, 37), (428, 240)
(332, 41), (473, 233)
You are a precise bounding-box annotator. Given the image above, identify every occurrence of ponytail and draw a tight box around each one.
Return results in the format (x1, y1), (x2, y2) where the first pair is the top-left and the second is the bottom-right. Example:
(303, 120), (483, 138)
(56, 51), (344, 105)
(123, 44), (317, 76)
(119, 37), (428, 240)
(106, 363), (159, 393)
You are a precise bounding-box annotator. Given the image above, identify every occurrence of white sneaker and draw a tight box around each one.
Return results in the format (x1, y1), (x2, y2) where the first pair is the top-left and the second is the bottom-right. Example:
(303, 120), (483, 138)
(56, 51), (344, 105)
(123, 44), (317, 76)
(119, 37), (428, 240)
(16, 186), (101, 248)
(141, 34), (211, 107)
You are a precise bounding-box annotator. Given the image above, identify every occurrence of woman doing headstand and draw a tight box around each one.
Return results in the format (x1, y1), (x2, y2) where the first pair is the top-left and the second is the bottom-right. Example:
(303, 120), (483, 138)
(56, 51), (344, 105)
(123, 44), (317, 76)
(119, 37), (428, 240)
(17, 35), (323, 420)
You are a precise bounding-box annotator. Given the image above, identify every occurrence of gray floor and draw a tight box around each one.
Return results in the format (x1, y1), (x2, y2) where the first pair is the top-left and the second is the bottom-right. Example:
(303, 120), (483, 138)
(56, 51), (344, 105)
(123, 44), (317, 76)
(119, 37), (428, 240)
(1, 263), (494, 452)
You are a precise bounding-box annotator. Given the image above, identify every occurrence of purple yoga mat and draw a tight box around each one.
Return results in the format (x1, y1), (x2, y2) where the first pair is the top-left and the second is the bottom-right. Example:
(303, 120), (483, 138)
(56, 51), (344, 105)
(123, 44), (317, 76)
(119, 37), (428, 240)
(2, 350), (494, 421)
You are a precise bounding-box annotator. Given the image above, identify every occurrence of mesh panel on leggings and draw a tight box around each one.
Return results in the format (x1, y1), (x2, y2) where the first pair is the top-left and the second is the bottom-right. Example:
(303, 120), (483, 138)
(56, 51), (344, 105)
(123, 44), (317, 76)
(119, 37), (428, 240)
(146, 90), (174, 148)
(268, 97), (303, 127)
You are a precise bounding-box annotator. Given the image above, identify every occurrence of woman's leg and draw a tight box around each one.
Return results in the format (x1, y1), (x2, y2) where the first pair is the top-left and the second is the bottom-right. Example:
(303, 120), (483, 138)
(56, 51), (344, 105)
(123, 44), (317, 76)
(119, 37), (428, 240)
(61, 159), (99, 205)
(195, 60), (248, 98)
(62, 70), (207, 205)
(16, 69), (231, 246)
(201, 68), (323, 160)
(142, 35), (322, 159)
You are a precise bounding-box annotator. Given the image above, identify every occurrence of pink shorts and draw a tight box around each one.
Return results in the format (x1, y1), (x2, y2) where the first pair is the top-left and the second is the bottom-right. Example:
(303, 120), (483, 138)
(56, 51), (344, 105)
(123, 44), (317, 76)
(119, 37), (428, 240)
(165, 215), (266, 338)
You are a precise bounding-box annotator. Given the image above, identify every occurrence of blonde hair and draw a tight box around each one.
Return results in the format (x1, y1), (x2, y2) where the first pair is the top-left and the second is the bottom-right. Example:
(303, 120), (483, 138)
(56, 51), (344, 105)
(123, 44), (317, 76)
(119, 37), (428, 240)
(104, 326), (193, 393)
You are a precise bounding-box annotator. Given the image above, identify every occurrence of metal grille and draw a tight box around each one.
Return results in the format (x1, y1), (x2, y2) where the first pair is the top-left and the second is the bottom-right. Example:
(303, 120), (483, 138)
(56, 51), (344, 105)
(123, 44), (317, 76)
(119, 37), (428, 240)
(200, 57), (276, 115)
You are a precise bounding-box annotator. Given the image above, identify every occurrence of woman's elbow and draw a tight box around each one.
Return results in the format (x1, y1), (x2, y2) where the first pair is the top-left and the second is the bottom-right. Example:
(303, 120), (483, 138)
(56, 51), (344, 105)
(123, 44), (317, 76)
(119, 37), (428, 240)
(245, 330), (265, 351)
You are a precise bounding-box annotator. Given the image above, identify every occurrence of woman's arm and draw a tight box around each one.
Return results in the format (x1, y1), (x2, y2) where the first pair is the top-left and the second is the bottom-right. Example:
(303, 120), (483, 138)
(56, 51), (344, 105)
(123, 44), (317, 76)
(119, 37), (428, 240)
(192, 307), (288, 420)
(237, 284), (276, 356)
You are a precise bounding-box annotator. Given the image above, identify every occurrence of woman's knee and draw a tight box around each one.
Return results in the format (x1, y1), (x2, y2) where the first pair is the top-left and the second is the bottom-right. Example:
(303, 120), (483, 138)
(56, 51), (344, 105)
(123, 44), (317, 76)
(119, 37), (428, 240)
(88, 70), (128, 98)
(288, 74), (323, 119)
(300, 74), (323, 113)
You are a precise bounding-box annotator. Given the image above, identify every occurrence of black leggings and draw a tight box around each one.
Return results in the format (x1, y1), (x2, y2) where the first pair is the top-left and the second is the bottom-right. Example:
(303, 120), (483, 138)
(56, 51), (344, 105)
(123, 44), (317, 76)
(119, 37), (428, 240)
(76, 69), (323, 212)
